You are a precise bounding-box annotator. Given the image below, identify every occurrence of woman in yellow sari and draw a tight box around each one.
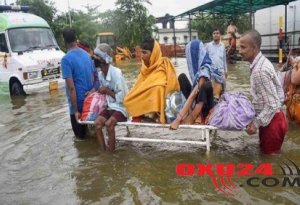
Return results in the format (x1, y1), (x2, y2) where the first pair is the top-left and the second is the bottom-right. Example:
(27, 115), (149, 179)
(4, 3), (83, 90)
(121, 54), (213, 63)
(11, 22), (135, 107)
(124, 38), (180, 123)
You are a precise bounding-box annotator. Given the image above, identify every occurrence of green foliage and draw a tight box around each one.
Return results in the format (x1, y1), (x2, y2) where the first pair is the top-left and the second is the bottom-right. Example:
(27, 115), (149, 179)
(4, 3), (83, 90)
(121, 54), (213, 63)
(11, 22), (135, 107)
(14, 0), (251, 50)
(15, 0), (155, 50)
(106, 0), (155, 48)
(69, 6), (103, 49)
(191, 14), (251, 42)
(16, 0), (56, 27)
(235, 15), (252, 34)
(191, 17), (227, 42)
(52, 14), (69, 50)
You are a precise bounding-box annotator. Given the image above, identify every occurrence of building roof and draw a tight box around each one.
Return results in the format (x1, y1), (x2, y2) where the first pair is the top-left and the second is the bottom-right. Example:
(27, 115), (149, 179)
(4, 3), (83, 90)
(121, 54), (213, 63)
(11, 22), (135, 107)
(0, 12), (49, 32)
(175, 0), (298, 19)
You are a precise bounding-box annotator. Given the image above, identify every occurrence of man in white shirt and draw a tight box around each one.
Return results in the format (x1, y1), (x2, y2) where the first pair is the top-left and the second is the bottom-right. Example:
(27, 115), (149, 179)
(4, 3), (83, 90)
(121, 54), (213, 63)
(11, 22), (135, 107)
(93, 43), (128, 152)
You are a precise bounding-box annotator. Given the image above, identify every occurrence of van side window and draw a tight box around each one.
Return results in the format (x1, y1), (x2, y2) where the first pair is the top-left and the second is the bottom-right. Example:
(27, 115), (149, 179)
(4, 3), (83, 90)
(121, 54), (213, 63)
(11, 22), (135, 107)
(0, 33), (9, 53)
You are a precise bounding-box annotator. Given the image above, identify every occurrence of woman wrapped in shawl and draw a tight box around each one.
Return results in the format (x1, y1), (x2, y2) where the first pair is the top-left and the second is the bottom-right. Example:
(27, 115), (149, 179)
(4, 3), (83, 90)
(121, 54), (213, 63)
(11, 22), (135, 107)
(170, 39), (224, 129)
(124, 38), (180, 123)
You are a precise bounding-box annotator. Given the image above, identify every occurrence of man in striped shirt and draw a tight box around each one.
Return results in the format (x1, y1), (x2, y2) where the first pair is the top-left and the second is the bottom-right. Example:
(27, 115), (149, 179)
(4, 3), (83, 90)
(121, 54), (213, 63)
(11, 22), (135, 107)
(239, 30), (288, 154)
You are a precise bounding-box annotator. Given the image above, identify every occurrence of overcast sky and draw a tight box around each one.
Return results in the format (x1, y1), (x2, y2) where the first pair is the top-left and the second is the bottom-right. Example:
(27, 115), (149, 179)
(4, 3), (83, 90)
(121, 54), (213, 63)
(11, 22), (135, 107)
(53, 0), (211, 17)
(4, 0), (212, 28)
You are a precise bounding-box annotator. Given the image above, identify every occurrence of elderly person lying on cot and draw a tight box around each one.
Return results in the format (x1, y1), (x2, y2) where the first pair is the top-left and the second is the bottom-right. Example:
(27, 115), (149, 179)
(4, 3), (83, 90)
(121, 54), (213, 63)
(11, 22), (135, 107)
(124, 38), (180, 123)
(93, 43), (128, 152)
(170, 39), (225, 130)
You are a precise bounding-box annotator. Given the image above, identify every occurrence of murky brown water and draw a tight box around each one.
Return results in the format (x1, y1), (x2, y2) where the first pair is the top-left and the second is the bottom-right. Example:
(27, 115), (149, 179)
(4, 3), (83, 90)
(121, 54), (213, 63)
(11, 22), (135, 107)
(0, 58), (300, 205)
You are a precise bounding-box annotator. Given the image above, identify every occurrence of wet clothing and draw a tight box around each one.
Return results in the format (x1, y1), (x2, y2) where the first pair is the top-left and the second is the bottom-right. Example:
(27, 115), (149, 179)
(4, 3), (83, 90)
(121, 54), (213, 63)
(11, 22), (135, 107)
(227, 37), (236, 56)
(206, 41), (227, 74)
(124, 40), (180, 124)
(250, 52), (284, 128)
(250, 52), (286, 154)
(208, 93), (256, 130)
(259, 111), (287, 154)
(178, 73), (192, 100)
(178, 73), (214, 118)
(62, 48), (98, 114)
(98, 65), (128, 118)
(62, 47), (99, 138)
(70, 115), (87, 139)
(99, 109), (127, 122)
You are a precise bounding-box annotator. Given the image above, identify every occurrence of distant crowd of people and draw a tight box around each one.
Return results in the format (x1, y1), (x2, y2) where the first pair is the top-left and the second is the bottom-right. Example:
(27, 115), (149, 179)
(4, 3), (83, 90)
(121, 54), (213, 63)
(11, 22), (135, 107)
(61, 27), (300, 155)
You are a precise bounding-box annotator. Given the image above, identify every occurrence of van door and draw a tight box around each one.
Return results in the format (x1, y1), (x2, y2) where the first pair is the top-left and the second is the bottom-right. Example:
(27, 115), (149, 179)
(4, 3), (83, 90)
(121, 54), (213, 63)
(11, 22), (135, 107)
(0, 32), (10, 82)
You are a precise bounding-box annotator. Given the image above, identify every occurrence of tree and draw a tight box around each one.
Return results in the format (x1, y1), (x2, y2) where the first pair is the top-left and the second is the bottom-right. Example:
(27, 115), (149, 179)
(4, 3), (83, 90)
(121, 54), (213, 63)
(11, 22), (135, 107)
(191, 14), (251, 42)
(16, 0), (156, 50)
(52, 13), (69, 50)
(191, 16), (227, 42)
(16, 0), (56, 27)
(70, 5), (103, 49)
(112, 0), (155, 48)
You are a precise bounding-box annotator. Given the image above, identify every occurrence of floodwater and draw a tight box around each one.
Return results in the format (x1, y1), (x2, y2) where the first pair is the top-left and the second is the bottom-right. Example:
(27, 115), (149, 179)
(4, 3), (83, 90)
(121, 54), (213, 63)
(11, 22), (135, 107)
(0, 58), (300, 205)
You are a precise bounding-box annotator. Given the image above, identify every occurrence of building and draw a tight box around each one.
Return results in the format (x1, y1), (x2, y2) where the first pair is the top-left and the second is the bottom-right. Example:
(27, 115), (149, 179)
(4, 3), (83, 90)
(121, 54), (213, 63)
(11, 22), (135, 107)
(155, 28), (198, 45)
(155, 14), (198, 46)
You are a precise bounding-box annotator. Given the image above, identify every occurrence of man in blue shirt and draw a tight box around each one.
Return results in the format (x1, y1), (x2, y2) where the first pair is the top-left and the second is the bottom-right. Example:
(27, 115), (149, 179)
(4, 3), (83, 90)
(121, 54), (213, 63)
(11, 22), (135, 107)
(61, 28), (99, 139)
(206, 28), (228, 99)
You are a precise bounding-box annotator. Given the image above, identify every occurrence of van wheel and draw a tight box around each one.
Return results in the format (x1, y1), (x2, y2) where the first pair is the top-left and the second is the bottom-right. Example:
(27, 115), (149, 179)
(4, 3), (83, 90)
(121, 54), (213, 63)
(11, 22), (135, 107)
(10, 81), (26, 96)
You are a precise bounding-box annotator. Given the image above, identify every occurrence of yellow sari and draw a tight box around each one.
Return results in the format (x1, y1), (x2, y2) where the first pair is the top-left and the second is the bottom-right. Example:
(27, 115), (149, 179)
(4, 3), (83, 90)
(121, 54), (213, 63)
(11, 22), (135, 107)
(124, 41), (180, 123)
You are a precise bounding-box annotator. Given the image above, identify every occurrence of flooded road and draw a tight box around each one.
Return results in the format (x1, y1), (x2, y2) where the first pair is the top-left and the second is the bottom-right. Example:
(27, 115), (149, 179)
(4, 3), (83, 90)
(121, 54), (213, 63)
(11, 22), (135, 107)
(0, 58), (300, 204)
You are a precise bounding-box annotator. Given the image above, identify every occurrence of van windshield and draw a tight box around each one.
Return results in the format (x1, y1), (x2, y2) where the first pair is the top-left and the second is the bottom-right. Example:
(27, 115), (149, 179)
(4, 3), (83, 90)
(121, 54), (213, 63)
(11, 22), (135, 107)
(8, 28), (58, 52)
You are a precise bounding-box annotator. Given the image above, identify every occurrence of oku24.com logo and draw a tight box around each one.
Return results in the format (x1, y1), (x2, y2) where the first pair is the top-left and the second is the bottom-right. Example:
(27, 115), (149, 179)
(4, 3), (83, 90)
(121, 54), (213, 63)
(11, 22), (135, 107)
(176, 159), (300, 195)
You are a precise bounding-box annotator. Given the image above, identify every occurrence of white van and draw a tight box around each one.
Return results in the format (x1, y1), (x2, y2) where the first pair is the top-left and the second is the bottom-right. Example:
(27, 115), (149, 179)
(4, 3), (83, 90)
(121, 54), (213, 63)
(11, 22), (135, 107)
(0, 5), (65, 96)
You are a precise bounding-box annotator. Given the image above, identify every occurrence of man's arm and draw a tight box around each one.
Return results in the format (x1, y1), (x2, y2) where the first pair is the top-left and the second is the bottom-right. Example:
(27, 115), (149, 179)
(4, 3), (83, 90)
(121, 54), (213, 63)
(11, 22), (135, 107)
(99, 86), (115, 99)
(86, 70), (100, 96)
(92, 62), (100, 90)
(98, 75), (127, 103)
(65, 78), (80, 121)
(93, 70), (100, 90)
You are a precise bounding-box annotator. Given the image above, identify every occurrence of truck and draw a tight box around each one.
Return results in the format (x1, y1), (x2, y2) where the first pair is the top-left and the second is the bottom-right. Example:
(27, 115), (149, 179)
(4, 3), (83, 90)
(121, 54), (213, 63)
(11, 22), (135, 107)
(95, 32), (133, 63)
(254, 1), (300, 61)
(0, 5), (65, 96)
(96, 32), (116, 50)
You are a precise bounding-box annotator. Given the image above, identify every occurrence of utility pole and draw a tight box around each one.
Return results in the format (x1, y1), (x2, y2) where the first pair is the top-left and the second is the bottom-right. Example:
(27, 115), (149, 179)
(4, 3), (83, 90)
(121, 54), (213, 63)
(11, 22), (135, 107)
(67, 0), (72, 27)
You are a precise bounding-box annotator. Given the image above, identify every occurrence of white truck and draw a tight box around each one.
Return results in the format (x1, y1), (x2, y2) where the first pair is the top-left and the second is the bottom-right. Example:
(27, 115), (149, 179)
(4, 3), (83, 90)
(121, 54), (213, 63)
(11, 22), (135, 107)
(254, 1), (300, 60)
(0, 5), (65, 96)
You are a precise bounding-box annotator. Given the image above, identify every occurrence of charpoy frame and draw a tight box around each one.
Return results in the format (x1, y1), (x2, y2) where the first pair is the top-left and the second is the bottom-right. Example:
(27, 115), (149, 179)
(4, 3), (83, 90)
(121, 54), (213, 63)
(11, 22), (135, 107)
(79, 121), (217, 152)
